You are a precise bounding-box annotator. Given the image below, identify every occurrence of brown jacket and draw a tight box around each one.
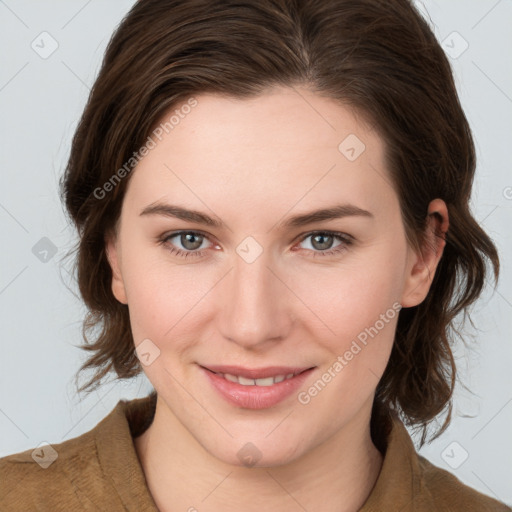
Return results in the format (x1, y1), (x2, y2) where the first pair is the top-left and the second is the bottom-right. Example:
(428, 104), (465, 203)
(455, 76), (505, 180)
(0, 394), (509, 511)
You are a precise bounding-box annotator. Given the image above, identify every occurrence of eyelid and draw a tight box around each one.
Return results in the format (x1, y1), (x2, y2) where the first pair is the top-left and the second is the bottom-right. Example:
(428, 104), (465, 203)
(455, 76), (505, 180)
(295, 230), (353, 243)
(160, 229), (352, 244)
(160, 230), (217, 249)
(293, 230), (354, 256)
(159, 229), (353, 257)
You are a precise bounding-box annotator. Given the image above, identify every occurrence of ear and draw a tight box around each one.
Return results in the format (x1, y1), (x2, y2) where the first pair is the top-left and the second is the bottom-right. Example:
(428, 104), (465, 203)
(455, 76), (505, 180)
(400, 199), (449, 308)
(105, 230), (128, 305)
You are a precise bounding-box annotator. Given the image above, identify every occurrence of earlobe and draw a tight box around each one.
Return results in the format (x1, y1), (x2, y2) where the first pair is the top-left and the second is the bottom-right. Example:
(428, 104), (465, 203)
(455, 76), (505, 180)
(401, 199), (449, 308)
(105, 234), (128, 305)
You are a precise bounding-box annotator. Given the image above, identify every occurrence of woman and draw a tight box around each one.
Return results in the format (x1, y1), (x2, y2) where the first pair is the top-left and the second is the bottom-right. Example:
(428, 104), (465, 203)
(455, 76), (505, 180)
(0, 0), (509, 510)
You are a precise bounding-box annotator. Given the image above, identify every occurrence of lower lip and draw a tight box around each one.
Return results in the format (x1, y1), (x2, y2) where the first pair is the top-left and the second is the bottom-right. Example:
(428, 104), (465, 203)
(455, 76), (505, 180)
(201, 367), (315, 410)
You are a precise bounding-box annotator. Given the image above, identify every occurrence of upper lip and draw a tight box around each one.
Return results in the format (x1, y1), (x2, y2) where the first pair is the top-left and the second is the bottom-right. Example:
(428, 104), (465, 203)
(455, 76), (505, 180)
(200, 365), (314, 379)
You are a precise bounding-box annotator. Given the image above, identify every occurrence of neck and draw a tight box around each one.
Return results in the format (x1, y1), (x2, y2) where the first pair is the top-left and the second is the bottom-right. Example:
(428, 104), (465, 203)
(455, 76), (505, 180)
(134, 396), (383, 512)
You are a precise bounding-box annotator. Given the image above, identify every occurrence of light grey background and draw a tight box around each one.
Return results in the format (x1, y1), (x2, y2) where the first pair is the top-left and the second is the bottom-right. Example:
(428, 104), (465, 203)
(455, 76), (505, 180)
(0, 0), (511, 505)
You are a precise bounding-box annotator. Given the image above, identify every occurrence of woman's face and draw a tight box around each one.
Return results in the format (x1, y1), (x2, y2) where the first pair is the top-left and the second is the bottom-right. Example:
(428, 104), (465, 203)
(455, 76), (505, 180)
(106, 86), (436, 467)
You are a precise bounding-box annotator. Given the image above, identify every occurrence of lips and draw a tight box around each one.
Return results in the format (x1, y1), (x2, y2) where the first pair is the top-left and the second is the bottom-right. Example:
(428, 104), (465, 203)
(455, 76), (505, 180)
(222, 372), (295, 386)
(200, 364), (315, 409)
(202, 365), (312, 380)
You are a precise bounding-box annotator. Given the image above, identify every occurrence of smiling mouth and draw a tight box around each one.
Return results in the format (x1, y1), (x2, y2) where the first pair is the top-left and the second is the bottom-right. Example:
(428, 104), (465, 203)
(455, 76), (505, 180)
(201, 366), (315, 387)
(200, 365), (316, 409)
(213, 372), (296, 386)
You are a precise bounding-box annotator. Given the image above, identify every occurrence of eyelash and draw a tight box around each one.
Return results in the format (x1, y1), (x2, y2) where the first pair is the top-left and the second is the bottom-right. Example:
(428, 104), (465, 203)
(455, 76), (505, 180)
(157, 230), (353, 259)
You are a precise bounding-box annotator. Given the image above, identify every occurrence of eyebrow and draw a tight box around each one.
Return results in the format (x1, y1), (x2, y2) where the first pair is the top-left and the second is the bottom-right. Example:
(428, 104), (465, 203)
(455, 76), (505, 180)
(139, 201), (373, 229)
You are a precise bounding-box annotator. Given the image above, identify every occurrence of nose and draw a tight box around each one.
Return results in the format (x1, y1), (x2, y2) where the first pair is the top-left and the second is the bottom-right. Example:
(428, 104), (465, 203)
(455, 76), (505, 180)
(216, 250), (293, 350)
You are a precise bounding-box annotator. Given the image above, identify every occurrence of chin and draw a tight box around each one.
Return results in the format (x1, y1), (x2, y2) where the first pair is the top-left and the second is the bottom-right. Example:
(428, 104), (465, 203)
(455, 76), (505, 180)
(203, 434), (307, 469)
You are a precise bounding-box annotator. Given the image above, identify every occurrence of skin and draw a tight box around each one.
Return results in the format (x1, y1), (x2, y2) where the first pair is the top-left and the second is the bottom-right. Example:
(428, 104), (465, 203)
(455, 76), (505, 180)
(105, 86), (448, 512)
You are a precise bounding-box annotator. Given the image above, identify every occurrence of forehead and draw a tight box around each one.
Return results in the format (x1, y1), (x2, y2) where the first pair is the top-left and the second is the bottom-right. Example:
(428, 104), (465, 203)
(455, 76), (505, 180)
(166, 87), (378, 156)
(123, 87), (396, 221)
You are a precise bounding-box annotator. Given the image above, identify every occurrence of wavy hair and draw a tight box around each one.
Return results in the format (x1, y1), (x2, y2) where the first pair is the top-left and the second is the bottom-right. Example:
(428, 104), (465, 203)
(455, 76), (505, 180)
(60, 0), (499, 445)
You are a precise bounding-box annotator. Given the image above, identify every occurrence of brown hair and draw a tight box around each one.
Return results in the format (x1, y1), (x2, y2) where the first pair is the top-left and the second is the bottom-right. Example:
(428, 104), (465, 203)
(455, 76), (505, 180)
(60, 0), (499, 444)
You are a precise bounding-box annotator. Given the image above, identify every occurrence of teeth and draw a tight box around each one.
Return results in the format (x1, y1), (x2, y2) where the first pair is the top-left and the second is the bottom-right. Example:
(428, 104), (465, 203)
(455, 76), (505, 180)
(238, 376), (255, 385)
(254, 377), (275, 386)
(221, 372), (296, 386)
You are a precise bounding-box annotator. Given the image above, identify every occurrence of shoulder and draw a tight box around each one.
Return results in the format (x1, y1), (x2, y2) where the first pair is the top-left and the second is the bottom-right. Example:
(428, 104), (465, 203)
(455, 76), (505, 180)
(0, 394), (158, 511)
(416, 453), (511, 511)
(0, 428), (101, 510)
(369, 411), (511, 511)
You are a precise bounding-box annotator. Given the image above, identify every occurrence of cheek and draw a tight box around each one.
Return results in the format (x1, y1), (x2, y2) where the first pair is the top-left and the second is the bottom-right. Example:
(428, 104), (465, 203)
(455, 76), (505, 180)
(294, 262), (402, 416)
(288, 249), (405, 343)
(118, 243), (175, 339)
(121, 228), (407, 358)
(120, 247), (216, 352)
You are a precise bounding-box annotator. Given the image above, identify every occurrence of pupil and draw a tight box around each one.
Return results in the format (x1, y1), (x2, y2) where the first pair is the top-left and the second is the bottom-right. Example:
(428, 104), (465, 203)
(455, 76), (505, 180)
(313, 234), (332, 250)
(182, 233), (202, 250)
